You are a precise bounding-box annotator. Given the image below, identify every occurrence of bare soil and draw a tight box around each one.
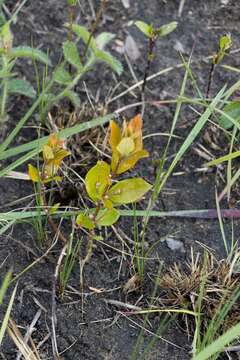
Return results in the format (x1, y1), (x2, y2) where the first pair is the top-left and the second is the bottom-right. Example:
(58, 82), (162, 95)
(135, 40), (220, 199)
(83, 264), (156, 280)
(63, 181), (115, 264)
(1, 0), (240, 359)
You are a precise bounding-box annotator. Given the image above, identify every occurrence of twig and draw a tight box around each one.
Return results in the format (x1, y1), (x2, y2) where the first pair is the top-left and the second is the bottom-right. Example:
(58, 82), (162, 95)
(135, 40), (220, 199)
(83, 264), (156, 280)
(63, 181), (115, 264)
(83, 0), (108, 59)
(41, 185), (68, 244)
(104, 298), (142, 311)
(16, 310), (42, 360)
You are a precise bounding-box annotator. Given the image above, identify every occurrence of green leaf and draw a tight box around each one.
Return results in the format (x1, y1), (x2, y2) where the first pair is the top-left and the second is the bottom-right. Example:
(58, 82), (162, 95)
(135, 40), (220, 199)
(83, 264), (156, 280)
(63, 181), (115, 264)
(0, 22), (12, 51)
(93, 235), (103, 241)
(63, 40), (82, 70)
(218, 101), (240, 129)
(95, 49), (123, 75)
(219, 34), (232, 52)
(71, 24), (96, 51)
(85, 161), (111, 202)
(53, 64), (72, 85)
(135, 21), (153, 38)
(0, 67), (15, 79)
(63, 89), (80, 108)
(10, 46), (51, 65)
(156, 21), (177, 37)
(0, 1), (6, 27)
(108, 178), (152, 205)
(96, 32), (116, 50)
(8, 78), (36, 98)
(67, 0), (77, 5)
(96, 208), (120, 226)
(76, 213), (95, 230)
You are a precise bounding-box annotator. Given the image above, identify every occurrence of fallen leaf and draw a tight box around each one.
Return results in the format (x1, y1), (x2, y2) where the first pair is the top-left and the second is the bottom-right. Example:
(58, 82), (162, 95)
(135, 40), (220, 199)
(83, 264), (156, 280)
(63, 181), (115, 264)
(124, 34), (140, 61)
(123, 274), (141, 293)
(121, 0), (130, 9)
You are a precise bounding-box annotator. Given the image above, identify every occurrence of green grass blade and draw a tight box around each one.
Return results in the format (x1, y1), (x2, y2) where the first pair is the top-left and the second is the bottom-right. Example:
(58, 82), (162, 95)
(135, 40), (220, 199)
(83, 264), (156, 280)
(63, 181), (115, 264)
(0, 148), (39, 177)
(1, 208), (240, 222)
(193, 321), (240, 360)
(205, 150), (240, 167)
(0, 80), (53, 154)
(0, 113), (113, 161)
(157, 85), (226, 194)
(0, 270), (12, 305)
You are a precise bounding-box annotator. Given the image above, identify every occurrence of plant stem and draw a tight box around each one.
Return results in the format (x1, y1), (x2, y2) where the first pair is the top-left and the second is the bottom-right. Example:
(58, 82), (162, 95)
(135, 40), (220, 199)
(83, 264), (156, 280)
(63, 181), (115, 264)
(40, 183), (68, 244)
(67, 2), (76, 78)
(206, 62), (215, 99)
(136, 35), (156, 116)
(83, 0), (108, 59)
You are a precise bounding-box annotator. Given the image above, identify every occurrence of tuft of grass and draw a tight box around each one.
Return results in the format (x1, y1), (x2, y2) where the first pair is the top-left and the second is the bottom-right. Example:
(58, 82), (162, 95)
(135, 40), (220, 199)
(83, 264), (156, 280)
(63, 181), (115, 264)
(156, 250), (240, 358)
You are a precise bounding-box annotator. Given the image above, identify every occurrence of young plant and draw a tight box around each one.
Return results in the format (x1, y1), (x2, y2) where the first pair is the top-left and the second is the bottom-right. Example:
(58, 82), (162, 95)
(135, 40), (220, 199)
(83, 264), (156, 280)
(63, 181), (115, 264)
(76, 114), (152, 278)
(206, 33), (232, 99)
(41, 21), (123, 118)
(59, 229), (81, 298)
(28, 133), (70, 244)
(28, 133), (70, 186)
(135, 20), (177, 112)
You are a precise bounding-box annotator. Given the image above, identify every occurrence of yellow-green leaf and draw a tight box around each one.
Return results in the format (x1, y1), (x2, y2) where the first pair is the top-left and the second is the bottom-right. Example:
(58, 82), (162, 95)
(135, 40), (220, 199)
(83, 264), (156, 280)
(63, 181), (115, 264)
(109, 120), (121, 151)
(42, 175), (62, 184)
(54, 149), (71, 165)
(0, 22), (13, 51)
(103, 198), (114, 209)
(28, 164), (40, 182)
(43, 144), (54, 160)
(156, 21), (177, 37)
(108, 178), (152, 205)
(117, 137), (135, 156)
(117, 150), (149, 174)
(76, 213), (95, 230)
(96, 208), (120, 226)
(85, 161), (111, 201)
(49, 203), (60, 215)
(111, 151), (120, 174)
(205, 150), (240, 167)
(135, 21), (153, 38)
(219, 34), (232, 52)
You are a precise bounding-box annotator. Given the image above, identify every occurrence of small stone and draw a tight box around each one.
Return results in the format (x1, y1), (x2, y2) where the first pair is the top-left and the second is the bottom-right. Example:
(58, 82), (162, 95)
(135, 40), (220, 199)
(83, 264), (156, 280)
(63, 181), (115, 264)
(166, 238), (185, 253)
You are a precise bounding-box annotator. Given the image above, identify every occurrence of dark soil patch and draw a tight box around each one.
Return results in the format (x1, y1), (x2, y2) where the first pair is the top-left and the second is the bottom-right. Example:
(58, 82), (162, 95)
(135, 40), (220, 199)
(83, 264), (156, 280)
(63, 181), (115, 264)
(1, 0), (240, 359)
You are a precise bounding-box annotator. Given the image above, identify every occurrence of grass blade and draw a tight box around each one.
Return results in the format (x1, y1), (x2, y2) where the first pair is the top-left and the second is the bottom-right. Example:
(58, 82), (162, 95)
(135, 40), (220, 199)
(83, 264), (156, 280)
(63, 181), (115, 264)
(0, 284), (17, 346)
(0, 113), (113, 161)
(193, 321), (240, 360)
